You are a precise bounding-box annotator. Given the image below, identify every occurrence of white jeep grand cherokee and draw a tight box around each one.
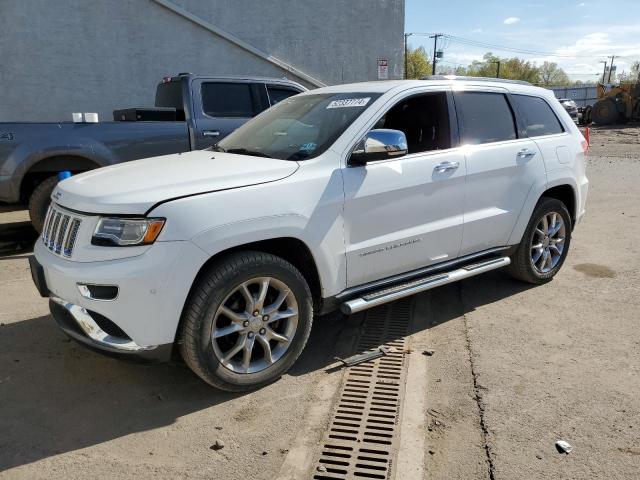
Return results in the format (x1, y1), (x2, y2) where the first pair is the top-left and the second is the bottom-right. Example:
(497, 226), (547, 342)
(30, 77), (589, 391)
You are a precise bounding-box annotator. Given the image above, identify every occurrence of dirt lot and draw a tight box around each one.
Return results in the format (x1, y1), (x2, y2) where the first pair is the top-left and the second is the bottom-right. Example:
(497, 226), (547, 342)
(0, 126), (639, 479)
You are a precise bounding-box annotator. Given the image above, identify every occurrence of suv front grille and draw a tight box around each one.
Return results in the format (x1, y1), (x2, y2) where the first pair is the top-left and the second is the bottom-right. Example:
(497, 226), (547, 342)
(42, 205), (82, 258)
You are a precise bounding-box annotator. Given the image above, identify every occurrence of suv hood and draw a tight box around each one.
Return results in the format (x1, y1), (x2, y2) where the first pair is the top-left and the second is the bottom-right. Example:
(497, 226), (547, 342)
(53, 150), (299, 214)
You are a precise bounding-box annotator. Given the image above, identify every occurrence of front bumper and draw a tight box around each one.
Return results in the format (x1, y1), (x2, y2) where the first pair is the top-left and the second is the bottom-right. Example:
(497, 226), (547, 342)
(49, 296), (173, 362)
(33, 237), (209, 349)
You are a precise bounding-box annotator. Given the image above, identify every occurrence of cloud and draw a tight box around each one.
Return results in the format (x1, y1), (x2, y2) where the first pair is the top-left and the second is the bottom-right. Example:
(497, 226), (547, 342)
(578, 2), (586, 6)
(528, 30), (640, 79)
(471, 28), (483, 33)
(442, 52), (486, 65)
(503, 17), (521, 25)
(414, 21), (640, 81)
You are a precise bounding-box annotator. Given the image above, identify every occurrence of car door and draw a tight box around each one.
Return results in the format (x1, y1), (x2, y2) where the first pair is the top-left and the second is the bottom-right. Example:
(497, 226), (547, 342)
(191, 80), (261, 149)
(342, 89), (466, 287)
(510, 93), (571, 173)
(454, 89), (545, 256)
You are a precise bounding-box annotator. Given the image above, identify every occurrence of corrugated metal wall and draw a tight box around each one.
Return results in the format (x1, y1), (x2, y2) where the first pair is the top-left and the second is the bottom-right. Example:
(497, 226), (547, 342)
(549, 86), (598, 107)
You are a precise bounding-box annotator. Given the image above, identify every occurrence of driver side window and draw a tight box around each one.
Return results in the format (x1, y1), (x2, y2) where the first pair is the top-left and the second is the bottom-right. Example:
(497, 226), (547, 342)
(376, 92), (451, 154)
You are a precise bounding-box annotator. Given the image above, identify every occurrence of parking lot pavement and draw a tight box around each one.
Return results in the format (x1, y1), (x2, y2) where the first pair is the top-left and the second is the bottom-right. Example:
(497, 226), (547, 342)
(0, 226), (354, 479)
(1, 127), (638, 479)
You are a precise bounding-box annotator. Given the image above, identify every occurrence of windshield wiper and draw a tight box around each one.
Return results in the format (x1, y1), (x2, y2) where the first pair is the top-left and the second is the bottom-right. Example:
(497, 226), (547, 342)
(224, 148), (273, 159)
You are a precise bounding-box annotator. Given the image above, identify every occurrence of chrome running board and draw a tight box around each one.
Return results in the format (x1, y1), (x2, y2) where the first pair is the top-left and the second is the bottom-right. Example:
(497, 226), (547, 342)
(340, 256), (511, 315)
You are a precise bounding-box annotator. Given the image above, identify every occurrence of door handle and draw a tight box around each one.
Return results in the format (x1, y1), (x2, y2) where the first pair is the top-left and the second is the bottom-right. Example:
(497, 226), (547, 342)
(434, 161), (460, 173)
(203, 130), (220, 137)
(517, 148), (536, 159)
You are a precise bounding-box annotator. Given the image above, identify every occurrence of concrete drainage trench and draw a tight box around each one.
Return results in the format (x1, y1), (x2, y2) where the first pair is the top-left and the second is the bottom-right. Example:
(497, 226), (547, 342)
(311, 300), (412, 480)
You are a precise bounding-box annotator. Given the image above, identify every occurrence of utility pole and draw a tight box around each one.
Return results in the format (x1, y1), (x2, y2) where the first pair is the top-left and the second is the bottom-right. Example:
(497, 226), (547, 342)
(607, 55), (616, 83)
(430, 33), (442, 75)
(599, 60), (608, 83)
(404, 33), (412, 79)
(491, 60), (501, 78)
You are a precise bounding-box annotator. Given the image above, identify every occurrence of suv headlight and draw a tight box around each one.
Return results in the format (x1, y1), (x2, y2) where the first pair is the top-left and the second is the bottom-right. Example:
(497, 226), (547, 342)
(92, 217), (165, 246)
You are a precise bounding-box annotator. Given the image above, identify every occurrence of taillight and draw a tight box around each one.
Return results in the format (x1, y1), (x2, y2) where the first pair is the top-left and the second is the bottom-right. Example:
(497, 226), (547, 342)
(581, 139), (589, 155)
(581, 127), (590, 154)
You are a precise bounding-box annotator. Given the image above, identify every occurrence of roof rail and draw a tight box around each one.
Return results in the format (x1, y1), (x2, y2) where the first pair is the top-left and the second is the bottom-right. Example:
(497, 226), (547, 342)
(421, 75), (533, 86)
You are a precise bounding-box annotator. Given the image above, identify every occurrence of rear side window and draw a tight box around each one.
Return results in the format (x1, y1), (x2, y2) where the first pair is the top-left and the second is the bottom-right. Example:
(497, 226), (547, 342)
(201, 82), (255, 118)
(267, 86), (300, 106)
(513, 94), (564, 137)
(155, 81), (183, 110)
(455, 92), (517, 145)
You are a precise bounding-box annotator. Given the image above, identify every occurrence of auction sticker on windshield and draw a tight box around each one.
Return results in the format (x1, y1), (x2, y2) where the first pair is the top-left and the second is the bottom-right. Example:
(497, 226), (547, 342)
(327, 97), (371, 109)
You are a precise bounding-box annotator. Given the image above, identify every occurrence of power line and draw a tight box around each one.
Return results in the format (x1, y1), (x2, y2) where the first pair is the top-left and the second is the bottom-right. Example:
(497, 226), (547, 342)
(405, 32), (610, 59)
(445, 34), (598, 58)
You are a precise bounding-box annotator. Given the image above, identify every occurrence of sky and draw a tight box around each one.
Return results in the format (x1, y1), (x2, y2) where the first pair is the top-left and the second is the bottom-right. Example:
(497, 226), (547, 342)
(404, 0), (640, 81)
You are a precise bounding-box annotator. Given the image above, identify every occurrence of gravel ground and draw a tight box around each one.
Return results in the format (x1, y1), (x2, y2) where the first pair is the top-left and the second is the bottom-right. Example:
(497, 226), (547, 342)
(420, 126), (640, 478)
(587, 124), (640, 159)
(0, 125), (638, 479)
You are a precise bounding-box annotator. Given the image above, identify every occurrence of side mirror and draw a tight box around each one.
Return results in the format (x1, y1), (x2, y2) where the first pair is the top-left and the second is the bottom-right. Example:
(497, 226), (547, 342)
(349, 129), (408, 165)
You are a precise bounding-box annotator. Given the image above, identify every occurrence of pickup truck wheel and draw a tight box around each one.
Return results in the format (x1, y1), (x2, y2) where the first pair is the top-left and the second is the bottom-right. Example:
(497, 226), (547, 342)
(28, 175), (59, 233)
(179, 251), (313, 391)
(509, 197), (572, 284)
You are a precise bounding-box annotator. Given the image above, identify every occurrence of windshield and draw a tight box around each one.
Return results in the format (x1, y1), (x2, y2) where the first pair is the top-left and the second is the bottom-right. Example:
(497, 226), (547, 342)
(214, 92), (381, 160)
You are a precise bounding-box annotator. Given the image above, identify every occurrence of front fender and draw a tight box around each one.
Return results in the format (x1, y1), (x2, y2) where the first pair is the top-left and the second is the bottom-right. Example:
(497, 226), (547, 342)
(4, 134), (115, 202)
(187, 214), (342, 298)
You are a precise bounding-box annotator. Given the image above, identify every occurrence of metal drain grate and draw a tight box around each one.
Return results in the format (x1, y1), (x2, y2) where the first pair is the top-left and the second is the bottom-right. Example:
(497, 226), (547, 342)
(312, 299), (412, 480)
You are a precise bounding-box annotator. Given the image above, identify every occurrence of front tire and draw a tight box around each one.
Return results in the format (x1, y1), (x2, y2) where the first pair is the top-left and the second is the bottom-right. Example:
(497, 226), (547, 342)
(509, 197), (572, 284)
(28, 176), (59, 233)
(179, 251), (313, 391)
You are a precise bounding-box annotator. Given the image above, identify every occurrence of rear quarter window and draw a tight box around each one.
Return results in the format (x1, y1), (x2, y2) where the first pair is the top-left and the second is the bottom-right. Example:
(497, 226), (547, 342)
(201, 82), (255, 118)
(267, 86), (300, 106)
(513, 94), (565, 137)
(155, 81), (183, 110)
(455, 92), (517, 145)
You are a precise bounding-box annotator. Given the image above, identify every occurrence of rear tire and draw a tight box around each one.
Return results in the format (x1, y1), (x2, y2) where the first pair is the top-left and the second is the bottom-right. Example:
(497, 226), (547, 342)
(509, 197), (572, 284)
(179, 251), (313, 391)
(28, 175), (59, 233)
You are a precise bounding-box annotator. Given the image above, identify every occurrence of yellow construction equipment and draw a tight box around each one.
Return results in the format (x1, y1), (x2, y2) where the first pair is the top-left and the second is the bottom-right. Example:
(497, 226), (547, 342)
(590, 82), (640, 125)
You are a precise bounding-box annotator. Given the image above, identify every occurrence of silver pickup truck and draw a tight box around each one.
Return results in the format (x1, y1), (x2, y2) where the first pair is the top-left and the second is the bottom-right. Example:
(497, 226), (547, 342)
(0, 73), (305, 231)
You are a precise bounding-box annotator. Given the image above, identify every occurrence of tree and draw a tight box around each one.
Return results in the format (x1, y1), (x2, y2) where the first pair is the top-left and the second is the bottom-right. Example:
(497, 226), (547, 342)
(408, 49), (590, 86)
(500, 57), (540, 83)
(465, 53), (502, 78)
(405, 46), (432, 79)
(464, 53), (540, 83)
(538, 61), (570, 86)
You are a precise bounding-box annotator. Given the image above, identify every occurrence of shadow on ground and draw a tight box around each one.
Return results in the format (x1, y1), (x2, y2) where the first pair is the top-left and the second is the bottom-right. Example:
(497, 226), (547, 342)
(0, 309), (348, 471)
(0, 219), (37, 258)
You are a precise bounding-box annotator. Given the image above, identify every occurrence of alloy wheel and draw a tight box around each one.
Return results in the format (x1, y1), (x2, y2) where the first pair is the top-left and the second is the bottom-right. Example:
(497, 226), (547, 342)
(211, 277), (298, 374)
(530, 212), (566, 274)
